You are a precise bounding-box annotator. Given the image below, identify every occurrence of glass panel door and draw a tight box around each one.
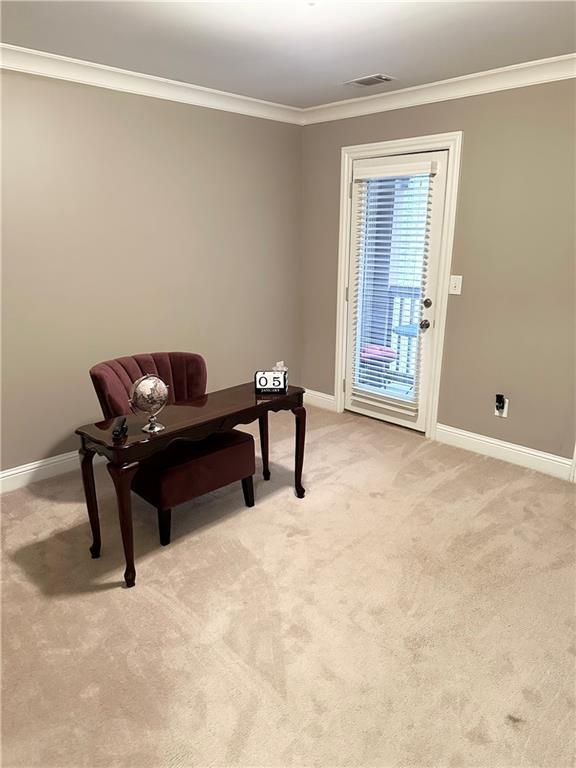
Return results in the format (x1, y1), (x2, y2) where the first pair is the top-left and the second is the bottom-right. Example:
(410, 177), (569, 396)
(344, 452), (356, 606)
(345, 151), (448, 432)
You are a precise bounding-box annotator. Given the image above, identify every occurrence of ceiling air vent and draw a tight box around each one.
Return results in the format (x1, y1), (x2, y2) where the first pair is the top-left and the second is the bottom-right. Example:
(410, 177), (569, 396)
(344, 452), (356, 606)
(344, 73), (394, 87)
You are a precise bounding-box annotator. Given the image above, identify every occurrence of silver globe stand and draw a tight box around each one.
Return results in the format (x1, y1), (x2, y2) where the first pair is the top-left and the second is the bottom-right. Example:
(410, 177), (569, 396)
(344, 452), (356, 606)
(142, 414), (165, 434)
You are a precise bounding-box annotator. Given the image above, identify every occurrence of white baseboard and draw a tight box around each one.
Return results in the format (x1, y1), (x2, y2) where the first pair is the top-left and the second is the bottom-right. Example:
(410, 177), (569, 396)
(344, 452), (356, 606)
(2, 415), (572, 493)
(436, 424), (574, 481)
(0, 450), (82, 493)
(304, 389), (337, 411)
(0, 451), (107, 494)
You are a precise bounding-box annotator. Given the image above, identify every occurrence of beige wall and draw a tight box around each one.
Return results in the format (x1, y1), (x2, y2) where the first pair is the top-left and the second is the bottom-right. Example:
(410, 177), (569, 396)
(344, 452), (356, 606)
(1, 71), (301, 469)
(2, 73), (574, 469)
(301, 81), (575, 458)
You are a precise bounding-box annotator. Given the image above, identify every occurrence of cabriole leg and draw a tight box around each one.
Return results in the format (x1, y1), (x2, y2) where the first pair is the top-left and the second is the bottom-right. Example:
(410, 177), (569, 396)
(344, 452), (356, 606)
(80, 448), (101, 558)
(107, 463), (139, 588)
(259, 413), (270, 480)
(292, 406), (306, 499)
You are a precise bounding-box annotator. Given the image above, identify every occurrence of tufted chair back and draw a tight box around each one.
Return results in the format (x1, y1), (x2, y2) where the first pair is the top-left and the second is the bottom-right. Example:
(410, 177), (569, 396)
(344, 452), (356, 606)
(90, 352), (207, 419)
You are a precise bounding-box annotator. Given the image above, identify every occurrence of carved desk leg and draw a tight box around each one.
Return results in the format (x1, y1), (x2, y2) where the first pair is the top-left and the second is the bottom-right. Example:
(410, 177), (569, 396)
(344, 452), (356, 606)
(79, 448), (101, 559)
(292, 406), (306, 499)
(107, 462), (139, 588)
(259, 413), (271, 481)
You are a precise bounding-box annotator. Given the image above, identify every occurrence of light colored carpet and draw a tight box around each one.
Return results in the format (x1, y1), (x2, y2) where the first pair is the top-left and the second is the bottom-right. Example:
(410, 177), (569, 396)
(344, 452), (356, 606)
(2, 406), (575, 768)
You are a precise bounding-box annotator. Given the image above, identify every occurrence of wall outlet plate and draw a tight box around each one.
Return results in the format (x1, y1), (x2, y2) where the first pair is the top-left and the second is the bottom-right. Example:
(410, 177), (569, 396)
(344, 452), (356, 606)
(449, 275), (463, 295)
(495, 397), (509, 418)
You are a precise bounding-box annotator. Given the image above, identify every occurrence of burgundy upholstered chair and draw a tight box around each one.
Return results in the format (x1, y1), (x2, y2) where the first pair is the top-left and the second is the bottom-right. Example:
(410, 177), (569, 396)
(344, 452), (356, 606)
(90, 352), (255, 546)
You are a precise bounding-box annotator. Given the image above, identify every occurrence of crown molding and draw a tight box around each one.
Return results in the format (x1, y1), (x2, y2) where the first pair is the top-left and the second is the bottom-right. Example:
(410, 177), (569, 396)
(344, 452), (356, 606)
(0, 44), (303, 125)
(1, 44), (574, 126)
(301, 53), (576, 124)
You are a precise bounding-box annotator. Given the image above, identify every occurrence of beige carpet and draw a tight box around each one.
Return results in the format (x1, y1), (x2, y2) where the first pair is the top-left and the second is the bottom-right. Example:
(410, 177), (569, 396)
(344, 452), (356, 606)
(2, 406), (575, 768)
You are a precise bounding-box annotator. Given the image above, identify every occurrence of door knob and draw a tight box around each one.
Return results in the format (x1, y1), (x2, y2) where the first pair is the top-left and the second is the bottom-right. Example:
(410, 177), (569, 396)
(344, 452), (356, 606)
(420, 319), (431, 330)
(423, 298), (432, 308)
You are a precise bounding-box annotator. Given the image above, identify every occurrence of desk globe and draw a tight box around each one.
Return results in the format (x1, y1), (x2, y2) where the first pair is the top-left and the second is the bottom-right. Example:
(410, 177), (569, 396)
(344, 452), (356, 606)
(129, 374), (169, 433)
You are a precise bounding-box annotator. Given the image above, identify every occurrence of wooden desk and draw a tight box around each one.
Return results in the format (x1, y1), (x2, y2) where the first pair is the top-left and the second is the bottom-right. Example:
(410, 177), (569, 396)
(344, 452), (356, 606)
(76, 383), (306, 587)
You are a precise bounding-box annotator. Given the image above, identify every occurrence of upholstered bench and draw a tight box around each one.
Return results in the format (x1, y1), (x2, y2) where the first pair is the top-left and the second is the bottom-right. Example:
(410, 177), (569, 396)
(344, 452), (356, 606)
(132, 429), (256, 545)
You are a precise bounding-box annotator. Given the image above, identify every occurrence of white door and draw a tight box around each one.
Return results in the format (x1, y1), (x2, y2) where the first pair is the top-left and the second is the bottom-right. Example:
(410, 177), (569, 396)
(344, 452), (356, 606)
(344, 151), (448, 431)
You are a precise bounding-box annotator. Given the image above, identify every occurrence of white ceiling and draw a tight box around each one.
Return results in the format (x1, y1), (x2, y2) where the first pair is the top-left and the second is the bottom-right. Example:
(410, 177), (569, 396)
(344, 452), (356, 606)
(2, 1), (575, 108)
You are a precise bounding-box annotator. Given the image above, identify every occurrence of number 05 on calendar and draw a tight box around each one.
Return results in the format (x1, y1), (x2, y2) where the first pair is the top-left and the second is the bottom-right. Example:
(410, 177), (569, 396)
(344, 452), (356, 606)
(254, 370), (288, 395)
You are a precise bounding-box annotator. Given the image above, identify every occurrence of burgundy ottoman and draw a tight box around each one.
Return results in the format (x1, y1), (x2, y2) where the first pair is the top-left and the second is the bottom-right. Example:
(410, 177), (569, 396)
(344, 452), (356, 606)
(132, 429), (255, 544)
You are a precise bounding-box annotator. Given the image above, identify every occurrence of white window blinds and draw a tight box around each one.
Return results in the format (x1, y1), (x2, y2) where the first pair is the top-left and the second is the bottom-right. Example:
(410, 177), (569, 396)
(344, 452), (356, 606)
(348, 161), (436, 414)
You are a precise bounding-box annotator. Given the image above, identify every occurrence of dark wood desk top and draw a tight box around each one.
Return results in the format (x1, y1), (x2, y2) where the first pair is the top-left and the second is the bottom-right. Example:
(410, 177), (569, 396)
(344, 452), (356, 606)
(76, 383), (305, 458)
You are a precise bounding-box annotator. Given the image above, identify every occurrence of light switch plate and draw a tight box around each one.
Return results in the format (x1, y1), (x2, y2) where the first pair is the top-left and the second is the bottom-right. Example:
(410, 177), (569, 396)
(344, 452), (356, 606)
(449, 275), (463, 295)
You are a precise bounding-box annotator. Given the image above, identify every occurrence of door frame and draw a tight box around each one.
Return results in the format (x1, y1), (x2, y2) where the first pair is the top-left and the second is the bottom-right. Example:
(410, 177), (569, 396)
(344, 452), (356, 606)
(334, 131), (463, 438)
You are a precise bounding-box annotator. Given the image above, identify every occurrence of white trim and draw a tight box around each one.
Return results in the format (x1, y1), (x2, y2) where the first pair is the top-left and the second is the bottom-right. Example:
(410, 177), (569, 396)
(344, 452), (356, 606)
(0, 44), (302, 125)
(353, 157), (435, 179)
(301, 54), (576, 125)
(1, 45), (574, 126)
(436, 424), (573, 482)
(0, 450), (93, 494)
(342, 402), (419, 431)
(570, 443), (576, 483)
(334, 132), (463, 441)
(304, 390), (337, 411)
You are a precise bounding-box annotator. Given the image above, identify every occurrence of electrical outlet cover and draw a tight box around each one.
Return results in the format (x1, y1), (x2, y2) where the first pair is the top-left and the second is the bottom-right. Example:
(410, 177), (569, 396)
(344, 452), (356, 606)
(449, 275), (463, 295)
